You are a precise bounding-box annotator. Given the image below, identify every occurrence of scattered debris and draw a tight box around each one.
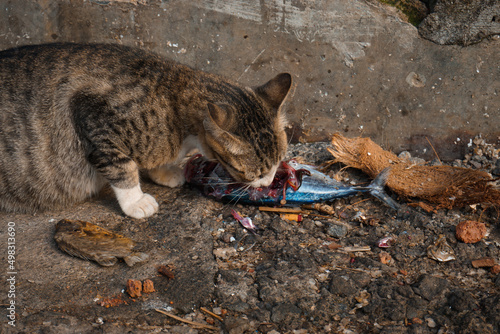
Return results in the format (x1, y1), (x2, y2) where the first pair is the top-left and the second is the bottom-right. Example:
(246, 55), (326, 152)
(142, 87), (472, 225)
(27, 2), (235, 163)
(157, 265), (175, 279)
(213, 247), (237, 259)
(155, 308), (219, 331)
(259, 206), (302, 213)
(427, 235), (456, 262)
(376, 236), (395, 248)
(231, 210), (260, 234)
(455, 220), (487, 243)
(126, 279), (142, 298)
(200, 307), (223, 322)
(327, 241), (342, 250)
(54, 219), (149, 267)
(328, 133), (500, 209)
(280, 213), (303, 221)
(326, 221), (349, 238)
(98, 295), (128, 308)
(379, 251), (393, 265)
(471, 257), (496, 268)
(142, 279), (155, 293)
(340, 246), (371, 252)
(491, 265), (500, 275)
(302, 203), (336, 215)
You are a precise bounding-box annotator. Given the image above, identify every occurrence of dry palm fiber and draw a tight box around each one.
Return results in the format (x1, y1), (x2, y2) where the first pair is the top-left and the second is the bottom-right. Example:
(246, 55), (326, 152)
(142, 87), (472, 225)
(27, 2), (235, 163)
(327, 133), (500, 209)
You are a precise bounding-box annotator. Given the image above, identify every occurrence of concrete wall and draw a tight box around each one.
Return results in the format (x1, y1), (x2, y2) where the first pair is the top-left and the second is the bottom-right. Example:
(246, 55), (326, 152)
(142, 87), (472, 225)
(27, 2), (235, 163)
(1, 0), (499, 160)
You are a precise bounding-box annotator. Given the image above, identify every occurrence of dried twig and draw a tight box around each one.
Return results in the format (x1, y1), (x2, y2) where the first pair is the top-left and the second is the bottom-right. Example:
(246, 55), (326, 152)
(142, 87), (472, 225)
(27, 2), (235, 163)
(155, 309), (219, 331)
(258, 206), (302, 213)
(200, 307), (223, 321)
(425, 136), (442, 165)
(339, 246), (371, 252)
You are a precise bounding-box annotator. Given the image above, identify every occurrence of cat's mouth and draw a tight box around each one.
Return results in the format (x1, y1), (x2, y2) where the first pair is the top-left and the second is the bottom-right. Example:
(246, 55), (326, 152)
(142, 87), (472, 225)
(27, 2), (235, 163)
(248, 165), (279, 188)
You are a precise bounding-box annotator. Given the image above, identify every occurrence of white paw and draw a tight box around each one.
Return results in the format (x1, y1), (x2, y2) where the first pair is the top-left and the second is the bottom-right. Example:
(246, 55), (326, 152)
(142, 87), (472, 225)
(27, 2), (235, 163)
(123, 193), (158, 219)
(149, 165), (185, 188)
(112, 185), (159, 219)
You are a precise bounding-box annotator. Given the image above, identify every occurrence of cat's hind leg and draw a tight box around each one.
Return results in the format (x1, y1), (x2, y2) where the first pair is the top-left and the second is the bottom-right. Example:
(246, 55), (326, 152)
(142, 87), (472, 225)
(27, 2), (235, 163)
(148, 164), (185, 188)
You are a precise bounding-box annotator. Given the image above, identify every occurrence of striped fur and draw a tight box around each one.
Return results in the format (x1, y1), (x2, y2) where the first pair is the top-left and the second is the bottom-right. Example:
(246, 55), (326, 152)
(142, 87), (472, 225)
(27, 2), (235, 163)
(0, 43), (291, 217)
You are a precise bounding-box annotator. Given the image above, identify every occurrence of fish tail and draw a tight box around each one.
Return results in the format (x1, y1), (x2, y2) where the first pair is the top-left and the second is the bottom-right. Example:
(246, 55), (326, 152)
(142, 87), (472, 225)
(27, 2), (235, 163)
(367, 167), (400, 210)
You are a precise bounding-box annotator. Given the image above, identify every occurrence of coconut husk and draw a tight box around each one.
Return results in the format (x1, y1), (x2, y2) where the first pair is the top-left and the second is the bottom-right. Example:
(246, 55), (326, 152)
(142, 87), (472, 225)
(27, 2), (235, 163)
(328, 133), (500, 209)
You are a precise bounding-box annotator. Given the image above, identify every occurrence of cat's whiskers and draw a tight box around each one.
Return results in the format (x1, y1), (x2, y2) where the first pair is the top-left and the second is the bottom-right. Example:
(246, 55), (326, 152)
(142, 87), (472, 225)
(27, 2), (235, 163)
(227, 184), (252, 205)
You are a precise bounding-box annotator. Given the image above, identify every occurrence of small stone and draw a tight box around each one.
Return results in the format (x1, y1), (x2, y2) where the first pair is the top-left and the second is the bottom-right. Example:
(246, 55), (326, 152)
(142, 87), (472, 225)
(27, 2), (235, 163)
(379, 251), (393, 265)
(456, 220), (487, 243)
(213, 247), (237, 259)
(426, 317), (436, 328)
(142, 279), (155, 293)
(470, 161), (482, 169)
(413, 275), (450, 301)
(224, 315), (253, 334)
(326, 222), (348, 238)
(126, 279), (142, 298)
(398, 151), (412, 160)
(222, 233), (235, 243)
(491, 264), (500, 275)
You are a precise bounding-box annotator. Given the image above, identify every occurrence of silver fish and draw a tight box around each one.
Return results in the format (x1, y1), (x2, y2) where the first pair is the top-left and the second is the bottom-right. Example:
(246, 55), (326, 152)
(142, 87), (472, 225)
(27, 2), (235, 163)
(184, 155), (399, 209)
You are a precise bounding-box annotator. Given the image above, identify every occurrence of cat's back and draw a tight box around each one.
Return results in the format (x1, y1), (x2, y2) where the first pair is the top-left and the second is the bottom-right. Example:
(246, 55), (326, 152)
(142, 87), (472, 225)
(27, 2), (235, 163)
(0, 43), (169, 85)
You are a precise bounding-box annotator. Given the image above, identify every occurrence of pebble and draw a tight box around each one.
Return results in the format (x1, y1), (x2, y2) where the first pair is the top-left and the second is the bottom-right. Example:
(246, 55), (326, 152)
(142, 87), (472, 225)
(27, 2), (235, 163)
(379, 251), (393, 265)
(142, 279), (155, 293)
(455, 220), (487, 243)
(491, 264), (500, 275)
(126, 279), (142, 298)
(222, 233), (235, 243)
(426, 317), (437, 328)
(326, 222), (348, 238)
(213, 247), (237, 259)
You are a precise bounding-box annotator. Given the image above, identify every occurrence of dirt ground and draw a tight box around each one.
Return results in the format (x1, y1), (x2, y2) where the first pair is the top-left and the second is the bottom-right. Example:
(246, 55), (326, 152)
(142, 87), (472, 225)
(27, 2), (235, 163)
(1, 141), (499, 334)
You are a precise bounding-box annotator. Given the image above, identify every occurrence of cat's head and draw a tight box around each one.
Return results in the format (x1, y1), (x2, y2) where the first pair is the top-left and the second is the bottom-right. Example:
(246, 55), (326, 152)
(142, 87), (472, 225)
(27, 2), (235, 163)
(201, 73), (292, 187)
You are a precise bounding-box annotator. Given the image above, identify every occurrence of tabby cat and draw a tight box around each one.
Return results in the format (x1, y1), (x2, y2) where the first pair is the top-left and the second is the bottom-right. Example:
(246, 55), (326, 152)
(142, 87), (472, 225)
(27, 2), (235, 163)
(0, 43), (292, 218)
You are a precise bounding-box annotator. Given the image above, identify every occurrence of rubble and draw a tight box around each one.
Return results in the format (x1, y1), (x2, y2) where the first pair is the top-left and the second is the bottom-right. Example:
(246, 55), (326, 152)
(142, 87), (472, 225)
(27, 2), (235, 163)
(456, 220), (488, 243)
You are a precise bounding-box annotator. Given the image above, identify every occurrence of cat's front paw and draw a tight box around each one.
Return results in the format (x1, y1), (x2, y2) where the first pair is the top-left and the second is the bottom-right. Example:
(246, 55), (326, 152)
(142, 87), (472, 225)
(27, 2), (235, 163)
(149, 165), (185, 188)
(112, 185), (159, 219)
(122, 193), (158, 219)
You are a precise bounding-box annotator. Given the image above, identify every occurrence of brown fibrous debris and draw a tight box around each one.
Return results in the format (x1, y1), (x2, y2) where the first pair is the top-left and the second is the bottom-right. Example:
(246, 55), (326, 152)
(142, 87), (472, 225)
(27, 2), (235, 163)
(328, 133), (500, 209)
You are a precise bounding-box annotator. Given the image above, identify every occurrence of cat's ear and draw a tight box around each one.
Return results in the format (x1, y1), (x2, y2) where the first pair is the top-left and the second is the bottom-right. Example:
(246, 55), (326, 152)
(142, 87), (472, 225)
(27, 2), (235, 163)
(204, 103), (232, 134)
(204, 103), (246, 155)
(255, 73), (292, 109)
